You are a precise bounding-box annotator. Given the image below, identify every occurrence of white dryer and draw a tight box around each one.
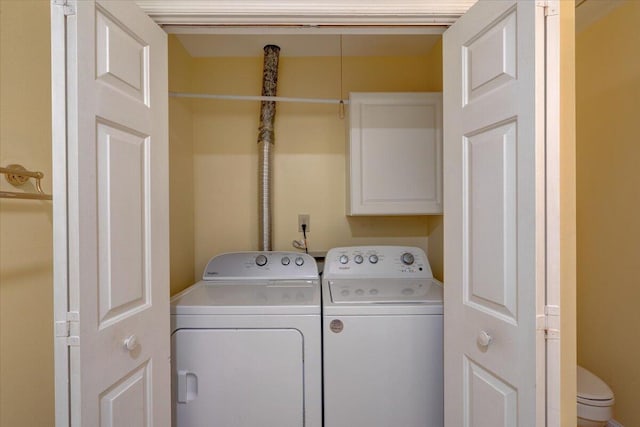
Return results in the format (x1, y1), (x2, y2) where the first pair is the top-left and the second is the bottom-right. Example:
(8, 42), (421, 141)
(322, 246), (443, 427)
(171, 252), (321, 427)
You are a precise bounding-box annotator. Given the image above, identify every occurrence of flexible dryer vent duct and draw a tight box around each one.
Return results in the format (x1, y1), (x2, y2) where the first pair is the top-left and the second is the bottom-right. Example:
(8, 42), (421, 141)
(257, 45), (280, 251)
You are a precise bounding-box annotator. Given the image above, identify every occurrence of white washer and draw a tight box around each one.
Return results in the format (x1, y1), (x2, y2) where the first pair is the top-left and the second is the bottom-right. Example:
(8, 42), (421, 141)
(171, 251), (321, 427)
(322, 246), (443, 427)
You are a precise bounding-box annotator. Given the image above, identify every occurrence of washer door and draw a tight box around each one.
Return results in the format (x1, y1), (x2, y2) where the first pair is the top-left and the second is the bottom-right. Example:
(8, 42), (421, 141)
(172, 328), (304, 426)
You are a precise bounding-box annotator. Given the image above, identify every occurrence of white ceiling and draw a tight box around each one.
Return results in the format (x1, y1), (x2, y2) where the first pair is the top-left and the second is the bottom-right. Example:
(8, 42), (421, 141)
(175, 34), (442, 57)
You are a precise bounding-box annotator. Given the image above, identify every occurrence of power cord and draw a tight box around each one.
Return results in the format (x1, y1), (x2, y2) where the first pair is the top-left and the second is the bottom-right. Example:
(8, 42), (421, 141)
(301, 224), (309, 254)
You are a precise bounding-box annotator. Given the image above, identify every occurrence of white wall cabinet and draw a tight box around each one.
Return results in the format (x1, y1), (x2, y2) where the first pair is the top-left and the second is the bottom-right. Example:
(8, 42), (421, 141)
(347, 92), (443, 215)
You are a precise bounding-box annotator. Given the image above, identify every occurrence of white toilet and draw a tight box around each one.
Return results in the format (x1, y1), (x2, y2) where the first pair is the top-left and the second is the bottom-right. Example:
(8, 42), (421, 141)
(577, 365), (615, 427)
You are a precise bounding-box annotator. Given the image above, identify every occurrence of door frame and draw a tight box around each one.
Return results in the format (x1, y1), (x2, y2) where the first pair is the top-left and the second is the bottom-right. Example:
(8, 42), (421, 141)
(134, 0), (477, 26)
(51, 2), (70, 426)
(52, 1), (566, 426)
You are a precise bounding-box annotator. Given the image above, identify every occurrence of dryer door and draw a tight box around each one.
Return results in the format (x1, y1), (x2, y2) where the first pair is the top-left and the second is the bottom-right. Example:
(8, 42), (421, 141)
(172, 328), (304, 426)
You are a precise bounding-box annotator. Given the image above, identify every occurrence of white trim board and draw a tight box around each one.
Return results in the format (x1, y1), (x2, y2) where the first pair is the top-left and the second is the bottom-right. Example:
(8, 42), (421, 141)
(164, 26), (446, 35)
(135, 0), (478, 26)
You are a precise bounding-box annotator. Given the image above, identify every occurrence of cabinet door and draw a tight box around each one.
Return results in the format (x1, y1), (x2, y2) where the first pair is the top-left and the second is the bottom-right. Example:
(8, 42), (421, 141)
(348, 92), (442, 215)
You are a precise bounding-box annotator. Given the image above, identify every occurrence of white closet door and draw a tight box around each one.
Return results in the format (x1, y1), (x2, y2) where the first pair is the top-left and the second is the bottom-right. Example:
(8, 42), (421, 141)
(57, 0), (169, 425)
(443, 1), (546, 426)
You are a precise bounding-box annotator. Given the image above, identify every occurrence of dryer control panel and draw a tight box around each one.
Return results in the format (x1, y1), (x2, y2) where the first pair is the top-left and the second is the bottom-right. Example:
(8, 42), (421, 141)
(203, 252), (318, 281)
(323, 246), (433, 279)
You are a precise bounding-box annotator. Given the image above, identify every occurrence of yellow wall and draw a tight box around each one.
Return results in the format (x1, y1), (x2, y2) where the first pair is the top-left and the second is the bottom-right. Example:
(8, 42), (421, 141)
(576, 1), (640, 425)
(0, 7), (579, 423)
(168, 35), (196, 295)
(560, 1), (577, 425)
(183, 49), (444, 278)
(0, 0), (55, 425)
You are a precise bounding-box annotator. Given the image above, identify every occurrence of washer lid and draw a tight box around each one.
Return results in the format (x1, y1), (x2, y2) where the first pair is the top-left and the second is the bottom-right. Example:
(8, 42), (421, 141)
(577, 366), (614, 403)
(328, 278), (442, 304)
(171, 280), (321, 315)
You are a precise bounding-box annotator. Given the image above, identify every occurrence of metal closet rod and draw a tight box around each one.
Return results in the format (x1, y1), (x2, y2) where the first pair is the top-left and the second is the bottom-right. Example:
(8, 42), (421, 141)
(170, 91), (349, 105)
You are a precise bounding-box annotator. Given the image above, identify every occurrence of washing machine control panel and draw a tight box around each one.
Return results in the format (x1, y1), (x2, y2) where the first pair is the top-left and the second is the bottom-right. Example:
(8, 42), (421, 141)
(323, 246), (433, 278)
(328, 278), (440, 303)
(203, 251), (318, 281)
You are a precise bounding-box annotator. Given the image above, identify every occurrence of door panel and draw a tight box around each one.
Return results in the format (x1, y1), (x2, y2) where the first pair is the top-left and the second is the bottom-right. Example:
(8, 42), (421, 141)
(464, 10), (517, 103)
(64, 1), (169, 425)
(96, 8), (149, 103)
(444, 1), (545, 426)
(465, 359), (517, 426)
(464, 120), (517, 323)
(99, 362), (151, 427)
(97, 123), (150, 327)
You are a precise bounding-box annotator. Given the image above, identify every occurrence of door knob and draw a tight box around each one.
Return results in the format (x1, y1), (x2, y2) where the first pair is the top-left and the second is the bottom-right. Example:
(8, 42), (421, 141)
(124, 335), (138, 351)
(477, 330), (492, 348)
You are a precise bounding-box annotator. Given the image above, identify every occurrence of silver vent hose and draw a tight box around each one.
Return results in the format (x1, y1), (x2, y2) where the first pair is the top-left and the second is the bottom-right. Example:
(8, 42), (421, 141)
(257, 45), (280, 251)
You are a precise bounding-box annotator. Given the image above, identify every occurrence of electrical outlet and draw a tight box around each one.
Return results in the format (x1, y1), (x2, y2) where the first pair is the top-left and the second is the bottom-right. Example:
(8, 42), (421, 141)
(298, 214), (310, 232)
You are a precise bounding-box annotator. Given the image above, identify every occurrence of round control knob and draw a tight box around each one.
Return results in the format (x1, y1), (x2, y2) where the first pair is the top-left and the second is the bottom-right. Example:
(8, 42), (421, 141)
(369, 289), (379, 295)
(354, 255), (364, 264)
(355, 289), (364, 296)
(401, 252), (415, 265)
(255, 254), (268, 266)
(369, 254), (378, 264)
(295, 257), (304, 266)
(340, 289), (350, 296)
(281, 256), (290, 266)
(339, 255), (349, 264)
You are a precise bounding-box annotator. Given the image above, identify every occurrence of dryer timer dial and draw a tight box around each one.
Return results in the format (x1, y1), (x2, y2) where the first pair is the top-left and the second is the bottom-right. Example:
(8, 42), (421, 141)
(401, 252), (415, 265)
